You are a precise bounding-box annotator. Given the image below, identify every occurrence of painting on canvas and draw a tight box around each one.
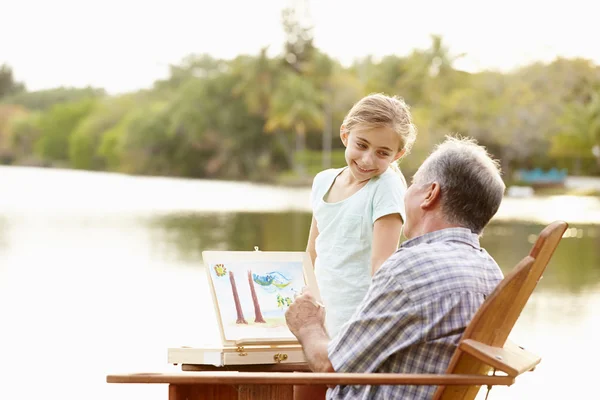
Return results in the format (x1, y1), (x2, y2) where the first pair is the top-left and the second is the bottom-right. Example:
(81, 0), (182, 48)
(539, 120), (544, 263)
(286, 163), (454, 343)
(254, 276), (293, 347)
(204, 252), (313, 344)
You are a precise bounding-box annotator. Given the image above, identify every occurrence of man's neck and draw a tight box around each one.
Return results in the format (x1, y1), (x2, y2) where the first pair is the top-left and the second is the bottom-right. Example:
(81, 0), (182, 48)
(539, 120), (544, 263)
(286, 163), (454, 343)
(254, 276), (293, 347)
(411, 212), (463, 239)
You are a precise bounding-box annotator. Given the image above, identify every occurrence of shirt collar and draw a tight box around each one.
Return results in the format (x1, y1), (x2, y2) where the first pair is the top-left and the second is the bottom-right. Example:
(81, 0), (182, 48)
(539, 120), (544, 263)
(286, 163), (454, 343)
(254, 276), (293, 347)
(401, 227), (481, 250)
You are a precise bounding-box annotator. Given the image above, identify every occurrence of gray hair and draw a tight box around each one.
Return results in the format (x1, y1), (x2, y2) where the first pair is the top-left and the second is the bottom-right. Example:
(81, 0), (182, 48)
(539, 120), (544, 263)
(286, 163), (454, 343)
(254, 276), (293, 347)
(415, 136), (506, 234)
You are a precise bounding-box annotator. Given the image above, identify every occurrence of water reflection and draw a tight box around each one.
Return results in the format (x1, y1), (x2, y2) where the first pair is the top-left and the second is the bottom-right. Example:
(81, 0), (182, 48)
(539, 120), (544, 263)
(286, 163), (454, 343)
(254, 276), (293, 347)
(1, 167), (598, 400)
(0, 207), (596, 400)
(146, 212), (312, 262)
(143, 212), (600, 399)
(481, 222), (600, 293)
(147, 213), (600, 293)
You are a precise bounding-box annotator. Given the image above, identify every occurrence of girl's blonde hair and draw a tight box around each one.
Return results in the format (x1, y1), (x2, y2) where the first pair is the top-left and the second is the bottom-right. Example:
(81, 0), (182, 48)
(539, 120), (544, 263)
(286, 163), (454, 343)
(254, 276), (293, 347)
(342, 93), (417, 159)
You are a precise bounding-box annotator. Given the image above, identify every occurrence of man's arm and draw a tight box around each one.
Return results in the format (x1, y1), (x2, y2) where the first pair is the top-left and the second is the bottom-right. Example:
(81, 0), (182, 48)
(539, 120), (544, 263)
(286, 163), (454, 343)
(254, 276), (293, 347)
(285, 289), (334, 372)
(296, 324), (334, 372)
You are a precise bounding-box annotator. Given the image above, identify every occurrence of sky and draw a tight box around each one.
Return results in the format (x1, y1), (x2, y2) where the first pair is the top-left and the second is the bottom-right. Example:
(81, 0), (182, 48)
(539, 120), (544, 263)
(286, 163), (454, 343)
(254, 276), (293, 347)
(1, 0), (599, 94)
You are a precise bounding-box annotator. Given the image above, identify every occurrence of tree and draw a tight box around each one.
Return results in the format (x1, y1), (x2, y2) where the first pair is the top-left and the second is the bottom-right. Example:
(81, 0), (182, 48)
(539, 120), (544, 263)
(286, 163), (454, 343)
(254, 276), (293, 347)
(153, 54), (228, 94)
(35, 99), (96, 164)
(322, 65), (365, 168)
(117, 101), (177, 175)
(229, 271), (247, 324)
(163, 68), (271, 180)
(281, 3), (315, 74)
(265, 70), (323, 176)
(302, 50), (337, 169)
(231, 48), (276, 119)
(247, 270), (266, 323)
(0, 104), (28, 162)
(7, 111), (42, 164)
(0, 64), (25, 99)
(69, 95), (138, 170)
(551, 91), (600, 171)
(2, 86), (105, 111)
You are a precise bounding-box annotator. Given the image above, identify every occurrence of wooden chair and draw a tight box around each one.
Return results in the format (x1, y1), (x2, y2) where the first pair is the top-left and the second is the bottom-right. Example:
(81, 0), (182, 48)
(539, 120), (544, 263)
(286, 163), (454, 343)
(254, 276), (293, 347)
(106, 221), (568, 400)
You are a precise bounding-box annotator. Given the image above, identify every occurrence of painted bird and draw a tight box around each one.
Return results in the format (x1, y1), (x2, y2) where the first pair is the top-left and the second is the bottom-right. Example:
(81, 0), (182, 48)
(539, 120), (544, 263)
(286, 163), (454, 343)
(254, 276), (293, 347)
(252, 271), (292, 292)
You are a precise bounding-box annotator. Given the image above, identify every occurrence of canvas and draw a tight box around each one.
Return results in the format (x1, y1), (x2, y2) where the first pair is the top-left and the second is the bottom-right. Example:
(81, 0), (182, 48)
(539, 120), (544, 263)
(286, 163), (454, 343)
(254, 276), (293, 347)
(203, 251), (320, 346)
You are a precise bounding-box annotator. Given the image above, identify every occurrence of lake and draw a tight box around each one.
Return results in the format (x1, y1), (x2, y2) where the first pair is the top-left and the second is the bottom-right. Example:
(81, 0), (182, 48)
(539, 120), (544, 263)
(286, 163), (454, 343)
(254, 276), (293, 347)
(0, 166), (598, 399)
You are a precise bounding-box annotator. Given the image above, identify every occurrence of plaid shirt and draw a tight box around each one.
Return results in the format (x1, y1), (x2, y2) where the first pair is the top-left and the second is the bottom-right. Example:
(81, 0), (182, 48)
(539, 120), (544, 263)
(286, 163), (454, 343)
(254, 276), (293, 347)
(327, 228), (503, 400)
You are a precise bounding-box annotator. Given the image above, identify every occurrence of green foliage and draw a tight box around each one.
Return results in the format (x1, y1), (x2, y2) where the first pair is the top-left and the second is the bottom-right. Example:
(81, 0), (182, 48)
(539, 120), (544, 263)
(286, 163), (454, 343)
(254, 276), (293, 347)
(3, 29), (600, 181)
(551, 91), (600, 158)
(2, 86), (105, 111)
(35, 99), (96, 164)
(8, 111), (42, 163)
(69, 95), (138, 170)
(0, 64), (26, 99)
(0, 105), (28, 160)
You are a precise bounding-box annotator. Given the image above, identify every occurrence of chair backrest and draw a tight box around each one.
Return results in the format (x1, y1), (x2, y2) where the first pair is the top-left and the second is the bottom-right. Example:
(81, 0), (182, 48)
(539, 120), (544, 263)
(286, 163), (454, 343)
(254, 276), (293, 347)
(433, 220), (568, 400)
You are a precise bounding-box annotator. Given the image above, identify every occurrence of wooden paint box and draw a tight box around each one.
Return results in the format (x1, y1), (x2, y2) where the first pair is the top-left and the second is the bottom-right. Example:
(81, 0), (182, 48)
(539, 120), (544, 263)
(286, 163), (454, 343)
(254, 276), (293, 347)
(168, 250), (320, 367)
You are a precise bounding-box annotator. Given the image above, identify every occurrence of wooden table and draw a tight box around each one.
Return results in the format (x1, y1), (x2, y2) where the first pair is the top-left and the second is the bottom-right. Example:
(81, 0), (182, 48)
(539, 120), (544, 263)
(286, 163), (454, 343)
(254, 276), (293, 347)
(106, 370), (514, 400)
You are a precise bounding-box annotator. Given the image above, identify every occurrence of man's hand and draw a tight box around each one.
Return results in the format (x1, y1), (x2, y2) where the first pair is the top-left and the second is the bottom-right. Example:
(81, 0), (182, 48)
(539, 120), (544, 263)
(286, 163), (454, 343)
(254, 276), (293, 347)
(285, 287), (334, 373)
(285, 287), (326, 341)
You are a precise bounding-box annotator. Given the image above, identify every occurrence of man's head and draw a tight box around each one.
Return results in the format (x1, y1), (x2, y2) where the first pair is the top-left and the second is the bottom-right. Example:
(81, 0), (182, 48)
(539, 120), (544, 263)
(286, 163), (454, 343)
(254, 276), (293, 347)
(402, 136), (506, 239)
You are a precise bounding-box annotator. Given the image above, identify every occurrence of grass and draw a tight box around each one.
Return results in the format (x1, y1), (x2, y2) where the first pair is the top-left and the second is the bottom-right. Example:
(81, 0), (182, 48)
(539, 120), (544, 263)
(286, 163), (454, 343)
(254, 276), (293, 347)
(227, 317), (287, 329)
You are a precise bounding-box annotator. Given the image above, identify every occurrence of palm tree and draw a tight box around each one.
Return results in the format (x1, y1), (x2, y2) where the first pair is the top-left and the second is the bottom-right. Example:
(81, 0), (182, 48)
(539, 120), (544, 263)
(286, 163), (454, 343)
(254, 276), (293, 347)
(231, 48), (275, 119)
(229, 271), (247, 324)
(247, 270), (266, 323)
(265, 70), (323, 177)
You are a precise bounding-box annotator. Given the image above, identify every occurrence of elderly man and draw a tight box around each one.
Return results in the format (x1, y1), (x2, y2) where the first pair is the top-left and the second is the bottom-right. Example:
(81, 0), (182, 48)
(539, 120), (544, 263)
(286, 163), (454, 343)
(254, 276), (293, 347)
(286, 136), (506, 399)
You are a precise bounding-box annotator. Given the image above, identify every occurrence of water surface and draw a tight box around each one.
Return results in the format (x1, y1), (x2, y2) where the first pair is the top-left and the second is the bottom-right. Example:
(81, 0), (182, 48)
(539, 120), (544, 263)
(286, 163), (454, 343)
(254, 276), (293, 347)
(0, 166), (597, 399)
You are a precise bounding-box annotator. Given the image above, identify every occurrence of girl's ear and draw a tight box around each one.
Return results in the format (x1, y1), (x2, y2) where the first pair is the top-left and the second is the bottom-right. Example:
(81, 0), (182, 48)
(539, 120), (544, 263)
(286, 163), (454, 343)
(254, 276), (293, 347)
(393, 148), (406, 162)
(340, 125), (349, 147)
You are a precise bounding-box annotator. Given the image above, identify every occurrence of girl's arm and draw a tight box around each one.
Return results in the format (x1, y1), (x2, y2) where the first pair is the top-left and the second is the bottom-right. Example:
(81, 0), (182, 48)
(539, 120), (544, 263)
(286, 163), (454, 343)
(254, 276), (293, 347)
(306, 215), (319, 268)
(371, 213), (403, 275)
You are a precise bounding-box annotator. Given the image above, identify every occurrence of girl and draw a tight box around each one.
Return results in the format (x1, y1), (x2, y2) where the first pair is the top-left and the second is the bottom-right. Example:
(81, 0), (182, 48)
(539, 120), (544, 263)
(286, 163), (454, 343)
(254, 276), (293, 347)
(307, 93), (417, 339)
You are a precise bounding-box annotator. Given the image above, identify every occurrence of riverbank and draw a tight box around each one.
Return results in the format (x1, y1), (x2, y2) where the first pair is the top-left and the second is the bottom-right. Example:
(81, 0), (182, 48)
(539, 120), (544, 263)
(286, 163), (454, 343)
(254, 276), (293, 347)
(278, 170), (600, 196)
(535, 186), (600, 197)
(2, 165), (600, 225)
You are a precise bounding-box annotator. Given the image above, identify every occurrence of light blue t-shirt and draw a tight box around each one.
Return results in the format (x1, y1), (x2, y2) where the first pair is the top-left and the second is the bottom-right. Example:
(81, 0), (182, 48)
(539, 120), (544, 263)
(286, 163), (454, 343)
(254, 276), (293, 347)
(310, 167), (407, 339)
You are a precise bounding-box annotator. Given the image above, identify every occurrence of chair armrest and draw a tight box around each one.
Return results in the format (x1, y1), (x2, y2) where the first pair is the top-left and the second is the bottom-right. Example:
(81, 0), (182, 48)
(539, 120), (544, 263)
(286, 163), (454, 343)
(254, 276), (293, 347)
(459, 339), (541, 377)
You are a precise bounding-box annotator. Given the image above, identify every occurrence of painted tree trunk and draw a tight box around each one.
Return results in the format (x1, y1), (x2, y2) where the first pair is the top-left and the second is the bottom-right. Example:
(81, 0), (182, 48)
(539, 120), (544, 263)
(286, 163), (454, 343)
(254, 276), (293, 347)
(248, 270), (266, 323)
(229, 271), (247, 324)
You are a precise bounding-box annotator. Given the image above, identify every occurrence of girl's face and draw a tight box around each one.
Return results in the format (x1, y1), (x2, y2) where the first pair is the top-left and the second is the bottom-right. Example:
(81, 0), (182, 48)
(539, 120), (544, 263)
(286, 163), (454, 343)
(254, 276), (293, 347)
(341, 126), (404, 183)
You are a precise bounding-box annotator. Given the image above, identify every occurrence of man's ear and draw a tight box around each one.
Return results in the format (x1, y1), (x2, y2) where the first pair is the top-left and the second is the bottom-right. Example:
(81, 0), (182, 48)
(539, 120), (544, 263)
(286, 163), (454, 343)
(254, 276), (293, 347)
(393, 148), (406, 162)
(340, 125), (349, 147)
(421, 182), (441, 210)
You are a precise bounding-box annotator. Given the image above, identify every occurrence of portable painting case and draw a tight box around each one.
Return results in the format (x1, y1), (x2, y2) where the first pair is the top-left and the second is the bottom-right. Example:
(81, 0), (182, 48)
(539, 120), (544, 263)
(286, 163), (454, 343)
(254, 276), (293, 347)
(167, 249), (321, 367)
